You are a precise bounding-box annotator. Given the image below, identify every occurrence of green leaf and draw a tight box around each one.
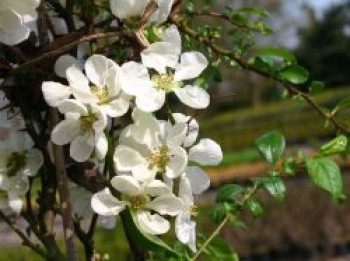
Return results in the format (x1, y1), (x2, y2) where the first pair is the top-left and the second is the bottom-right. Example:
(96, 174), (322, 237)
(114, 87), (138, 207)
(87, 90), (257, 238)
(320, 135), (348, 156)
(254, 177), (286, 201)
(248, 47), (297, 64)
(211, 205), (227, 223)
(120, 208), (178, 257)
(282, 158), (297, 176)
(309, 81), (325, 94)
(305, 157), (344, 201)
(246, 198), (264, 217)
(278, 65), (309, 84)
(332, 96), (350, 115)
(240, 7), (270, 17)
(217, 184), (245, 202)
(254, 131), (286, 165)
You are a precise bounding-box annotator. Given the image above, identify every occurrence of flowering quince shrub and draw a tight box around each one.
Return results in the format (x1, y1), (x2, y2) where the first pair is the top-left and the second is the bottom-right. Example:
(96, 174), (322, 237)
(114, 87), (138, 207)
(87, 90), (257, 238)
(0, 0), (349, 261)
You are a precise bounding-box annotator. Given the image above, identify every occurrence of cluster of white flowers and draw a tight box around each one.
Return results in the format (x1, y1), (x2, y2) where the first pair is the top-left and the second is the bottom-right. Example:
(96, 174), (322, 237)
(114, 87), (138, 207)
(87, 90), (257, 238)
(0, 91), (43, 215)
(0, 0), (40, 45)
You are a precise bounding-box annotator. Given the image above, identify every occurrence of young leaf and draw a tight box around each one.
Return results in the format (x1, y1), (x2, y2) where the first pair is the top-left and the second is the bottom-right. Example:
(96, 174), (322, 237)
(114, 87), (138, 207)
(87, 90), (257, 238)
(305, 157), (344, 201)
(254, 131), (285, 166)
(309, 81), (325, 95)
(248, 47), (297, 64)
(320, 135), (348, 156)
(254, 177), (286, 201)
(246, 198), (264, 217)
(278, 65), (309, 84)
(120, 208), (178, 257)
(217, 184), (245, 202)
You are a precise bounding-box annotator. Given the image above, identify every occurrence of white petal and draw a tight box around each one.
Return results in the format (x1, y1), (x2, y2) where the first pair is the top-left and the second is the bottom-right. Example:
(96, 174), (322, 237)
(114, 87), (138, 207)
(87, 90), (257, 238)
(165, 122), (187, 147)
(174, 52), (208, 81)
(22, 149), (43, 176)
(113, 145), (147, 173)
(110, 0), (148, 19)
(185, 166), (210, 195)
(8, 175), (29, 196)
(84, 55), (110, 87)
(1, 0), (39, 16)
(189, 139), (223, 166)
(120, 61), (153, 95)
(95, 132), (108, 160)
(99, 96), (130, 118)
(137, 210), (170, 235)
(162, 25), (181, 52)
(54, 55), (81, 78)
(146, 194), (182, 216)
(66, 66), (97, 103)
(0, 10), (29, 45)
(8, 194), (23, 215)
(141, 42), (179, 74)
(150, 0), (174, 23)
(175, 212), (197, 252)
(175, 85), (210, 109)
(144, 179), (171, 197)
(70, 133), (95, 162)
(51, 119), (81, 145)
(132, 164), (157, 183)
(58, 99), (88, 115)
(135, 87), (165, 113)
(165, 147), (188, 179)
(91, 188), (126, 216)
(111, 175), (142, 196)
(42, 81), (71, 107)
(173, 113), (199, 147)
(178, 174), (193, 205)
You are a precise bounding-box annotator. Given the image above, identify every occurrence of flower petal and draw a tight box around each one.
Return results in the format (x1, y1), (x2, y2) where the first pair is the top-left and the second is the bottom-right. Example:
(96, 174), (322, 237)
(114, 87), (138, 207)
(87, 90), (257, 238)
(178, 174), (193, 205)
(175, 212), (197, 252)
(99, 95), (130, 118)
(173, 113), (199, 147)
(110, 0), (148, 19)
(144, 179), (171, 197)
(137, 210), (170, 235)
(22, 149), (43, 176)
(141, 42), (179, 74)
(58, 99), (88, 115)
(175, 85), (210, 109)
(91, 188), (126, 216)
(150, 0), (174, 23)
(113, 145), (147, 172)
(174, 52), (208, 81)
(120, 61), (153, 95)
(185, 166), (210, 195)
(111, 175), (142, 196)
(95, 132), (108, 160)
(189, 139), (223, 166)
(51, 119), (81, 145)
(146, 194), (182, 216)
(42, 81), (71, 107)
(162, 24), (181, 53)
(0, 10), (29, 45)
(54, 55), (81, 78)
(8, 194), (23, 215)
(70, 133), (95, 162)
(8, 175), (29, 196)
(84, 55), (110, 87)
(135, 87), (165, 113)
(165, 147), (188, 179)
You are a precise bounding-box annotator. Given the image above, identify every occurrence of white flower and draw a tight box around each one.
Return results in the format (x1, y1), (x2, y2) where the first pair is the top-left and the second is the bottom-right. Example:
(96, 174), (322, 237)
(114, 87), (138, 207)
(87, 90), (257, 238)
(122, 25), (209, 112)
(42, 55), (130, 118)
(110, 0), (173, 23)
(0, 132), (43, 214)
(91, 174), (182, 235)
(0, 0), (40, 45)
(115, 109), (188, 179)
(173, 113), (199, 148)
(51, 99), (108, 162)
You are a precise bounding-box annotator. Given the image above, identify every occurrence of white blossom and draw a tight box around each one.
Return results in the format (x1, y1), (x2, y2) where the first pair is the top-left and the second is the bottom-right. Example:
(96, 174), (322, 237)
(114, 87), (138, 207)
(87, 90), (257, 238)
(51, 99), (108, 162)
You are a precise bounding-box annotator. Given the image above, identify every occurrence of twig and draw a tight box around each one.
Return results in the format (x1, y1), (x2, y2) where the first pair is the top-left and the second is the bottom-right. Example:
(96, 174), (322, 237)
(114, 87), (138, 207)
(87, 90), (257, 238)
(0, 210), (48, 259)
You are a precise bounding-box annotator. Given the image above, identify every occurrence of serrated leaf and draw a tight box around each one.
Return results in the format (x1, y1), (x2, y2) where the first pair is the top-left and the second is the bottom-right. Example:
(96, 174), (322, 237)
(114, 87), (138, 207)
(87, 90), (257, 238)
(254, 131), (285, 166)
(254, 177), (286, 201)
(320, 135), (348, 156)
(120, 208), (178, 257)
(278, 65), (309, 84)
(305, 157), (344, 201)
(217, 184), (245, 202)
(246, 198), (264, 217)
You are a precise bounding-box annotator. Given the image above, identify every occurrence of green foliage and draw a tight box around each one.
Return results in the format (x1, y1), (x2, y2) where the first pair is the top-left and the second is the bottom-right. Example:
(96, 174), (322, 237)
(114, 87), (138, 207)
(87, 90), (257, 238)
(320, 135), (348, 156)
(278, 65), (309, 84)
(246, 198), (264, 217)
(305, 157), (345, 201)
(309, 81), (325, 95)
(254, 131), (285, 166)
(216, 184), (245, 202)
(253, 177), (286, 201)
(197, 236), (240, 261)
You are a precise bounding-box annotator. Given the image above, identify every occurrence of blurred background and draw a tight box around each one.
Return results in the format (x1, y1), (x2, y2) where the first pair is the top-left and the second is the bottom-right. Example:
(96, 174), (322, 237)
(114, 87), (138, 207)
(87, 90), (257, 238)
(1, 0), (350, 260)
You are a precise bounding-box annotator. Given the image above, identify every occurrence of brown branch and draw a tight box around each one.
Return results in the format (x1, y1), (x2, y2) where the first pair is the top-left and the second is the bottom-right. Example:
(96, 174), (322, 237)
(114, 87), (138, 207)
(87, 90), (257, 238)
(51, 109), (78, 261)
(0, 211), (48, 259)
(171, 16), (350, 135)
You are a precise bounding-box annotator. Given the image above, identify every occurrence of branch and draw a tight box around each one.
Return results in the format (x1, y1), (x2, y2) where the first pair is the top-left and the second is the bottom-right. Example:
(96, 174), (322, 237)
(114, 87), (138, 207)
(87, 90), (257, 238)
(51, 109), (78, 261)
(171, 16), (350, 135)
(0, 211), (48, 259)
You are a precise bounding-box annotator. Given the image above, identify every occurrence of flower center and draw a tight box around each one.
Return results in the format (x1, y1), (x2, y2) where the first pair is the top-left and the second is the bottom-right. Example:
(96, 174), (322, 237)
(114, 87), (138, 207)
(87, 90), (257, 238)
(152, 74), (176, 92)
(6, 152), (26, 177)
(131, 195), (149, 209)
(189, 205), (198, 217)
(147, 145), (170, 173)
(90, 85), (110, 104)
(80, 113), (99, 132)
